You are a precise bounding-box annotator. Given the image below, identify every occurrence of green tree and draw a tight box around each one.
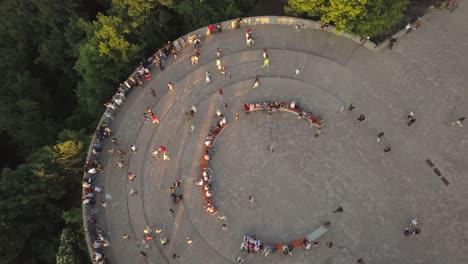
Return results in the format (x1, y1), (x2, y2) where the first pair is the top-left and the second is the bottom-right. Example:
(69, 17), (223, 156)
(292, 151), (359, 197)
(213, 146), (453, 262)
(285, 0), (408, 37)
(285, 0), (324, 17)
(0, 165), (59, 264)
(28, 129), (89, 201)
(350, 0), (408, 37)
(56, 227), (80, 264)
(75, 14), (140, 114)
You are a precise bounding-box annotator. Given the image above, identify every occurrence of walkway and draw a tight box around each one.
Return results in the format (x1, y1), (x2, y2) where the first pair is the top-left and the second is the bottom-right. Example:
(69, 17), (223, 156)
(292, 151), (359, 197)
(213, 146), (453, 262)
(88, 8), (468, 264)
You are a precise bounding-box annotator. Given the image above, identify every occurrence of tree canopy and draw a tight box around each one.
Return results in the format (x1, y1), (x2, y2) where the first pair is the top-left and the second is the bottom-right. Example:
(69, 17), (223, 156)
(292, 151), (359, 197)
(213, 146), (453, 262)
(0, 0), (255, 263)
(285, 0), (408, 37)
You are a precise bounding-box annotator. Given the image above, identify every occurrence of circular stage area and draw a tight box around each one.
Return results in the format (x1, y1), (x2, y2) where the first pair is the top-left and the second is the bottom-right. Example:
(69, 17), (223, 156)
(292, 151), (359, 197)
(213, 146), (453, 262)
(86, 13), (468, 264)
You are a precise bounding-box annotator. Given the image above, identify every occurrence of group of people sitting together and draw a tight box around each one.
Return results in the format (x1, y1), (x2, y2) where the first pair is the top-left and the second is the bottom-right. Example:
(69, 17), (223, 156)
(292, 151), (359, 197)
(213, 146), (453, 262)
(82, 177), (102, 205)
(197, 112), (230, 215)
(95, 123), (113, 142)
(142, 226), (166, 245)
(83, 170), (109, 263)
(243, 101), (324, 128)
(240, 235), (262, 254)
(239, 235), (319, 258)
(84, 160), (104, 176)
(207, 23), (223, 35)
(197, 167), (214, 198)
(92, 232), (111, 250)
(199, 167), (216, 214)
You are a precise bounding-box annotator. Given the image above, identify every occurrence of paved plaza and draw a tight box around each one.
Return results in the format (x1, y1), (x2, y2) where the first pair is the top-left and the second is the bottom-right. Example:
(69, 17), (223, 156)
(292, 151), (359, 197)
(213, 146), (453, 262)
(92, 6), (468, 264)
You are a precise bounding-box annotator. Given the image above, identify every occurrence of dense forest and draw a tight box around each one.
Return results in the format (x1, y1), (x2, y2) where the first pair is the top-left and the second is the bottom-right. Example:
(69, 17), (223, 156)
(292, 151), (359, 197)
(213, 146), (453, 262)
(0, 0), (410, 263)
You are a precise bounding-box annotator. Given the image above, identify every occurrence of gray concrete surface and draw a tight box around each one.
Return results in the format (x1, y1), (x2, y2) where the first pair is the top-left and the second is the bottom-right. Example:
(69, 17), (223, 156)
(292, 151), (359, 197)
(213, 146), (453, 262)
(87, 7), (468, 264)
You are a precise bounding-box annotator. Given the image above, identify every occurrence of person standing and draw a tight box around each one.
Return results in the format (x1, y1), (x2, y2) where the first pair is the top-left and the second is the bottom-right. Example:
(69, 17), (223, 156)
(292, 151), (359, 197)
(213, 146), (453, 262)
(131, 144), (137, 153)
(205, 71), (211, 83)
(383, 146), (391, 153)
(236, 17), (242, 28)
(235, 17), (242, 29)
(190, 123), (195, 134)
(168, 82), (174, 91)
(149, 88), (156, 97)
(407, 111), (416, 126)
(452, 117), (465, 127)
(252, 75), (261, 88)
(356, 114), (365, 123)
(235, 113), (240, 120)
(216, 48), (221, 58)
(294, 68), (301, 77)
(262, 57), (269, 68)
(377, 132), (384, 143)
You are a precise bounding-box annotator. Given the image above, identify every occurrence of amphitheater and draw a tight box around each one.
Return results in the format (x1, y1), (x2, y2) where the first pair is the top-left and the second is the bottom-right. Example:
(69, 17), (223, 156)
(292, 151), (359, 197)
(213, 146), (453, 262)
(83, 8), (468, 264)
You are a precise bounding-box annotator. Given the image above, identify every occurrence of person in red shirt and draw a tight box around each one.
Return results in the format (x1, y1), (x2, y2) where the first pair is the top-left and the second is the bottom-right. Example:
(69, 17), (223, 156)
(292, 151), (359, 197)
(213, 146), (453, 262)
(208, 24), (214, 34)
(151, 113), (159, 124)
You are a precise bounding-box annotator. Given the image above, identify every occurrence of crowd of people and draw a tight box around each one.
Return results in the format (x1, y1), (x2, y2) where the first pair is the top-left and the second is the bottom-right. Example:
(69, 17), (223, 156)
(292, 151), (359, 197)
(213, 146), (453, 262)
(80, 14), (464, 263)
(82, 26), (195, 264)
(198, 112), (228, 216)
(242, 101), (325, 128)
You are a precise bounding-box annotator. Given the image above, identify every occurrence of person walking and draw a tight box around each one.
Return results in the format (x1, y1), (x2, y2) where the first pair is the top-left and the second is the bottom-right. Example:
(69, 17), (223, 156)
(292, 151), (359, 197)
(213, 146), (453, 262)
(205, 71), (211, 83)
(388, 36), (397, 49)
(235, 17), (242, 28)
(216, 47), (221, 58)
(383, 146), (391, 153)
(190, 123), (195, 134)
(262, 48), (268, 59)
(332, 206), (343, 213)
(294, 68), (301, 77)
(452, 117), (465, 127)
(252, 75), (261, 88)
(149, 88), (156, 98)
(262, 57), (269, 68)
(131, 144), (137, 153)
(218, 89), (223, 99)
(151, 113), (159, 124)
(167, 82), (174, 91)
(407, 111), (416, 126)
(377, 132), (384, 143)
(163, 152), (170, 161)
(235, 112), (240, 120)
(348, 104), (356, 111)
(356, 114), (365, 123)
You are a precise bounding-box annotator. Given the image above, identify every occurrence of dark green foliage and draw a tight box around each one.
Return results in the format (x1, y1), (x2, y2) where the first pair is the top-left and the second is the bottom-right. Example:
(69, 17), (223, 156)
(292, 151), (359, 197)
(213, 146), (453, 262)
(285, 0), (408, 37)
(0, 0), (253, 263)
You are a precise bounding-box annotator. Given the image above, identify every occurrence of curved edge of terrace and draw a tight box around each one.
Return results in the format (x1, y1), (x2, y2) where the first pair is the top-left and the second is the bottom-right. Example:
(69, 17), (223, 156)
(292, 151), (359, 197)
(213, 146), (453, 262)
(82, 15), (373, 261)
(183, 16), (378, 50)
